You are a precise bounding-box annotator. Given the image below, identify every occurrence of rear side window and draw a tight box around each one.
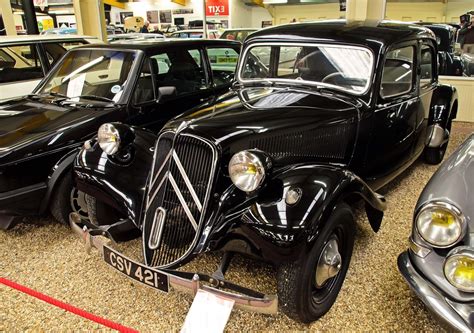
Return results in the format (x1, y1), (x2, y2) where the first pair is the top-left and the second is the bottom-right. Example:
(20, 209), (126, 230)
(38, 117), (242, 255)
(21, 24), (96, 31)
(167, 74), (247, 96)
(0, 44), (43, 84)
(207, 47), (239, 87)
(150, 48), (208, 95)
(380, 46), (414, 99)
(420, 45), (434, 86)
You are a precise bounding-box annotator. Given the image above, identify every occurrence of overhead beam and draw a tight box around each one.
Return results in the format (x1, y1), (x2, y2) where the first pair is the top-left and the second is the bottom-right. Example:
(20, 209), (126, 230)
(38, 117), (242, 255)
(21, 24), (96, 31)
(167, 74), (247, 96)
(103, 0), (126, 10)
(171, 0), (186, 6)
(0, 0), (17, 35)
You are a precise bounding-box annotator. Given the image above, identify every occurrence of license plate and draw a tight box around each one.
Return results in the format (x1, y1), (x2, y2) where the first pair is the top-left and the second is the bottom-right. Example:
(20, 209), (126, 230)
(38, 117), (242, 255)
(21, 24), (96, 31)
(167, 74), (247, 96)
(217, 57), (237, 63)
(103, 245), (169, 292)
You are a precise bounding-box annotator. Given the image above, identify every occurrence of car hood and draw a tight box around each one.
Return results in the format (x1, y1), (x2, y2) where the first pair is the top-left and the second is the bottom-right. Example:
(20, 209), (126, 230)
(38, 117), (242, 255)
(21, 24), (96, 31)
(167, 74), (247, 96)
(0, 98), (115, 164)
(166, 88), (360, 166)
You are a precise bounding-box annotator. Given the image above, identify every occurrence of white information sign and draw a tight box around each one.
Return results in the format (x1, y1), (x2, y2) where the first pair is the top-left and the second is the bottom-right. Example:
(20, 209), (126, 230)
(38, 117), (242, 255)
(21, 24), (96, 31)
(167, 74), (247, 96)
(181, 289), (235, 333)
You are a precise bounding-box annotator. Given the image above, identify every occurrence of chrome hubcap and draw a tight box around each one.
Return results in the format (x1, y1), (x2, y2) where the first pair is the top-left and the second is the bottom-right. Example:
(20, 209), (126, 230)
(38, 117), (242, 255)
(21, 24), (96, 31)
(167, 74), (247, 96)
(70, 187), (89, 220)
(315, 237), (342, 287)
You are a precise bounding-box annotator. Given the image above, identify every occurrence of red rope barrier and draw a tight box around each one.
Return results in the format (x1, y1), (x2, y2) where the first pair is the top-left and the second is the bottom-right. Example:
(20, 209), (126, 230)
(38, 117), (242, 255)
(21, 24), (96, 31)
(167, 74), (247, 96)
(0, 277), (139, 333)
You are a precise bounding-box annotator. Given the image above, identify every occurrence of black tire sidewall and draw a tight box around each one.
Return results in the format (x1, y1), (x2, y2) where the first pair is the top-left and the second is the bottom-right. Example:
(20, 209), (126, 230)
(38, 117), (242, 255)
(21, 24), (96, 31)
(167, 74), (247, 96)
(50, 170), (75, 225)
(295, 204), (355, 322)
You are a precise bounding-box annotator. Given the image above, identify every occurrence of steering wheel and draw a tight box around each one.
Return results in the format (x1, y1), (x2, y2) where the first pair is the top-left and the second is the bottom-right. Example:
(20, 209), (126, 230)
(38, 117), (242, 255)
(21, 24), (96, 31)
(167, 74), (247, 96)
(322, 72), (344, 83)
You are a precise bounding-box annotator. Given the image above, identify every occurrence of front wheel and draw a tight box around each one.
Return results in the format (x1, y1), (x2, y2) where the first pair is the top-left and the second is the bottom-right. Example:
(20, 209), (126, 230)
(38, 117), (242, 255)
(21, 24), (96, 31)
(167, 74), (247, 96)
(50, 171), (89, 225)
(277, 203), (355, 323)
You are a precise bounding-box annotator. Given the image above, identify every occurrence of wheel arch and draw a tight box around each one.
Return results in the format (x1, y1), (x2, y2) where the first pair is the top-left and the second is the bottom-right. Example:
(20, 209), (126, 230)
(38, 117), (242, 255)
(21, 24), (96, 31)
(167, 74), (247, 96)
(38, 147), (80, 214)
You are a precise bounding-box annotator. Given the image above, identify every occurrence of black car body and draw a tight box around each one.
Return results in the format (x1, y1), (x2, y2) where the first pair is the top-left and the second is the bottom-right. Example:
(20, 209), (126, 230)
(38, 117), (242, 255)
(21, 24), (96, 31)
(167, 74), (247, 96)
(0, 39), (240, 229)
(71, 20), (459, 322)
(398, 134), (473, 332)
(420, 23), (464, 76)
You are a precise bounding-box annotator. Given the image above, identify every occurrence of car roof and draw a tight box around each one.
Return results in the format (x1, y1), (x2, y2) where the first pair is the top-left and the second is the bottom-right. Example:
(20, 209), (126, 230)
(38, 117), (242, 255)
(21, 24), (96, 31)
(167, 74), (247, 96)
(77, 38), (241, 53)
(223, 28), (258, 32)
(171, 30), (218, 33)
(247, 20), (435, 47)
(0, 34), (97, 44)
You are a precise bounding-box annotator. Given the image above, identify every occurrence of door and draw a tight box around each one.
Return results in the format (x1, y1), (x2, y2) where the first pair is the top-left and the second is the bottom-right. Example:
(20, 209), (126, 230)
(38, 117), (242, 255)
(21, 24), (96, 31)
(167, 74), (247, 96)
(414, 42), (437, 156)
(128, 47), (214, 131)
(364, 43), (420, 184)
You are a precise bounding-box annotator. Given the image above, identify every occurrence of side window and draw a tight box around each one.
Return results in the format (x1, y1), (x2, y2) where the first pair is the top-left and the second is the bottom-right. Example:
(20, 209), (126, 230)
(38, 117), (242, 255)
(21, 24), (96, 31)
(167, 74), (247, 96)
(44, 41), (87, 67)
(420, 45), (434, 86)
(133, 59), (156, 105)
(380, 46), (414, 99)
(0, 44), (43, 84)
(151, 48), (208, 96)
(206, 47), (239, 87)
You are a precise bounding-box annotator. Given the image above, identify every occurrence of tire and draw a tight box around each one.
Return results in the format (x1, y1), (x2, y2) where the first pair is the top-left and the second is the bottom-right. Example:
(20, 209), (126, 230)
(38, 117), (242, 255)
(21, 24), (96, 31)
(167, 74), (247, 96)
(277, 203), (355, 323)
(50, 171), (89, 225)
(85, 194), (122, 227)
(424, 121), (451, 165)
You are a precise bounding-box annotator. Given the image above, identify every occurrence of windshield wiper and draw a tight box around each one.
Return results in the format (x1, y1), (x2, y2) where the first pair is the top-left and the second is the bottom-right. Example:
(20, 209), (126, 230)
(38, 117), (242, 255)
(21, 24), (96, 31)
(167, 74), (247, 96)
(71, 95), (115, 103)
(49, 92), (69, 99)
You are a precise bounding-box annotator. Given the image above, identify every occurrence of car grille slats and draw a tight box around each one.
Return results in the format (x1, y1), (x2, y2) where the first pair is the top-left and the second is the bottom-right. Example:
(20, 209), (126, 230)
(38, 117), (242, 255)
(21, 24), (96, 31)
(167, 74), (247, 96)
(143, 131), (215, 268)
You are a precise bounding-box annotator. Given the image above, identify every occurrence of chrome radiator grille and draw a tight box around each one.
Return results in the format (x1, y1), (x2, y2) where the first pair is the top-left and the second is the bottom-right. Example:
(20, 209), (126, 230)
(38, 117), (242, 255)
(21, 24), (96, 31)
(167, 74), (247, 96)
(143, 131), (216, 268)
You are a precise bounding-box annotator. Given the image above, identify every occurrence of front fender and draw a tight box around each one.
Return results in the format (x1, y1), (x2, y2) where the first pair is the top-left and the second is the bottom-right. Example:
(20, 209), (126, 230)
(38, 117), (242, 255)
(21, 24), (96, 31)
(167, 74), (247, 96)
(248, 164), (386, 234)
(74, 128), (157, 226)
(39, 147), (80, 214)
(213, 164), (386, 263)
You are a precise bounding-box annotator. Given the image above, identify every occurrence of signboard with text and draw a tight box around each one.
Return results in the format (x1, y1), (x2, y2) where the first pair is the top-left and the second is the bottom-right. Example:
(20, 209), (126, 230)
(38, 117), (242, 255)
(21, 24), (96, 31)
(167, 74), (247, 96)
(206, 0), (229, 17)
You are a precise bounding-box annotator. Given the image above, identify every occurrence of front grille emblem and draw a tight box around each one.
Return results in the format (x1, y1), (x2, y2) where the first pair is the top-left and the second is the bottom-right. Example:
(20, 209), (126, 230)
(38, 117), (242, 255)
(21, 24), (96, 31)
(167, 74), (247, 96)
(148, 208), (166, 250)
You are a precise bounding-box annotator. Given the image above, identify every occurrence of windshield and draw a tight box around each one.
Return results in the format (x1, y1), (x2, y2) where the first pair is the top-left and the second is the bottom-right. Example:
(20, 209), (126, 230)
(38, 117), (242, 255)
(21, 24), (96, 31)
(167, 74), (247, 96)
(239, 43), (374, 95)
(38, 49), (137, 103)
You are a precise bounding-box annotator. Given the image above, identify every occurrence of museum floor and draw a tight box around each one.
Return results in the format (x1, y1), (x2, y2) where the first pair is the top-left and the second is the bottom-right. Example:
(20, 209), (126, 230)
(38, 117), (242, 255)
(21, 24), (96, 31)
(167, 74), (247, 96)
(1, 122), (473, 332)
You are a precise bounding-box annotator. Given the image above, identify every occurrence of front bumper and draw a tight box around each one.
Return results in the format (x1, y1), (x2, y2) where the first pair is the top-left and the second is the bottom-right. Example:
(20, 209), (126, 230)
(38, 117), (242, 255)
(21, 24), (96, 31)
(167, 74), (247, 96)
(69, 214), (278, 315)
(398, 251), (473, 332)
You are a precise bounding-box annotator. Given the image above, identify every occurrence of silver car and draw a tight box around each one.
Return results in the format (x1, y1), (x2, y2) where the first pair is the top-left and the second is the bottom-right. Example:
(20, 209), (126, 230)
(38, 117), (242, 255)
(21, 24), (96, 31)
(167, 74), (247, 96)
(398, 134), (473, 332)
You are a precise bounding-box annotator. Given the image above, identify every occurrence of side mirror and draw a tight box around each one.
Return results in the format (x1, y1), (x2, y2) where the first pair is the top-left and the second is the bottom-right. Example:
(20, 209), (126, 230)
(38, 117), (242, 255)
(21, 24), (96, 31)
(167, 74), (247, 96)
(157, 86), (177, 103)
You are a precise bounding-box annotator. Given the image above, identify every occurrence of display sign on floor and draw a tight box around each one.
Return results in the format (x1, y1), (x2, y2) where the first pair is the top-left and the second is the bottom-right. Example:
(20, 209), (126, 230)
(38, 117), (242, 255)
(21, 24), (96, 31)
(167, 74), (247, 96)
(181, 290), (234, 333)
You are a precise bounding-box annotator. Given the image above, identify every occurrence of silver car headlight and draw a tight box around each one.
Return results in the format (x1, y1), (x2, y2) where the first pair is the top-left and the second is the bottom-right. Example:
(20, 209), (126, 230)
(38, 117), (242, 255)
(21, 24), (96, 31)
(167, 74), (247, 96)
(229, 150), (266, 192)
(415, 202), (465, 248)
(444, 247), (474, 292)
(98, 123), (121, 155)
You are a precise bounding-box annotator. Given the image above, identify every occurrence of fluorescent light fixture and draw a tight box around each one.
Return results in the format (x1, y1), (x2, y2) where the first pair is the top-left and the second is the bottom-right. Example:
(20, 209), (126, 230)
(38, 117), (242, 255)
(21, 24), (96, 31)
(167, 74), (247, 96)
(263, 0), (287, 4)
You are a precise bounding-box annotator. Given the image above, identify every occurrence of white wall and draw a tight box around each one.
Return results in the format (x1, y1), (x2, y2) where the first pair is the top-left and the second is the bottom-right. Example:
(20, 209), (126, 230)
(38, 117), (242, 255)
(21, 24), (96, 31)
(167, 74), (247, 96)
(230, 0), (252, 28)
(250, 6), (273, 28)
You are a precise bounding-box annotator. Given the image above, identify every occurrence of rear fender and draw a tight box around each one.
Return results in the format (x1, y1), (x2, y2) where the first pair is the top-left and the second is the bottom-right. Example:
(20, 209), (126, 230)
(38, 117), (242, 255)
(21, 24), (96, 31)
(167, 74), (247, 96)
(426, 84), (458, 148)
(73, 128), (157, 226)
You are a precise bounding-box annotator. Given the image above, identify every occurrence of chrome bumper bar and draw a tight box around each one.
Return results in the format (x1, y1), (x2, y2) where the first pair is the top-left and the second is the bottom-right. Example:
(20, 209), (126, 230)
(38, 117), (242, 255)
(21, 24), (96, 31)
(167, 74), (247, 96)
(69, 214), (278, 315)
(398, 251), (473, 333)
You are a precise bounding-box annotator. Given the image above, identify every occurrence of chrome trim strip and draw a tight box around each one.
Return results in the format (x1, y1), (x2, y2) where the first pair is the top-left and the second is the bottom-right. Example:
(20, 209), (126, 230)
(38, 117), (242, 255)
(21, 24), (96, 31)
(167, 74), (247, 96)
(168, 173), (198, 231)
(237, 42), (375, 96)
(148, 208), (166, 250)
(172, 150), (203, 212)
(150, 150), (172, 190)
(146, 172), (168, 210)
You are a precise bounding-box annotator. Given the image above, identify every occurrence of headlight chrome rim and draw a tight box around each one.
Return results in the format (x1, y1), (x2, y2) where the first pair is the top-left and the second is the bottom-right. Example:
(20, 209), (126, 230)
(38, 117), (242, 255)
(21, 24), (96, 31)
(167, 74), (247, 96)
(443, 247), (474, 293)
(415, 201), (466, 248)
(229, 150), (266, 193)
(98, 123), (121, 155)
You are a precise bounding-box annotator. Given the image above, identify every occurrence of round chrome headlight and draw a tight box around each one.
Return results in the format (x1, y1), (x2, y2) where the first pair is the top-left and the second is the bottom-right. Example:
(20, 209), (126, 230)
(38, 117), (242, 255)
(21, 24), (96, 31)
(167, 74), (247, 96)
(229, 150), (266, 192)
(98, 123), (121, 155)
(444, 247), (474, 292)
(415, 202), (465, 248)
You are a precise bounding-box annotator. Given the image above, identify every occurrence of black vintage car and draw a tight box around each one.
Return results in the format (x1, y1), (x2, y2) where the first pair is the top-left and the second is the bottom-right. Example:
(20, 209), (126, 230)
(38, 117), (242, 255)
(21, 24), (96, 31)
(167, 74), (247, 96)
(70, 21), (458, 323)
(419, 23), (464, 76)
(0, 39), (240, 229)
